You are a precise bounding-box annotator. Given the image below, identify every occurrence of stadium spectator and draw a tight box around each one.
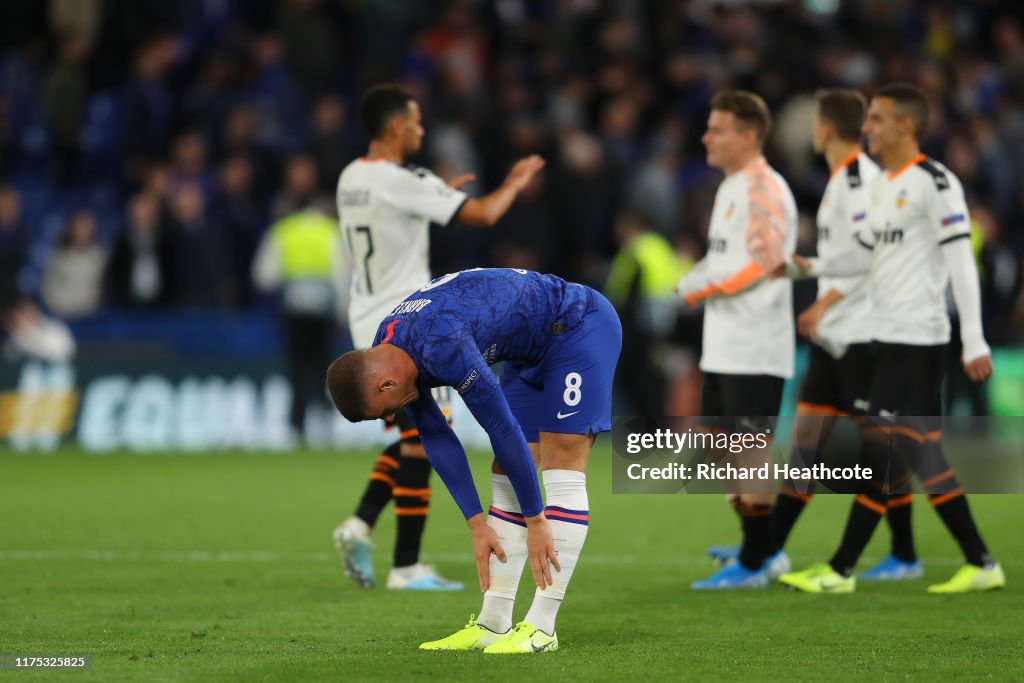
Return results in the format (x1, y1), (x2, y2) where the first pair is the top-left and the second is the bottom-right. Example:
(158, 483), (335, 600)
(168, 131), (214, 198)
(123, 35), (181, 175)
(48, 0), (101, 46)
(165, 183), (235, 308)
(105, 193), (173, 309)
(306, 95), (356, 194)
(605, 210), (690, 416)
(43, 30), (91, 185)
(976, 205), (1023, 346)
(276, 0), (341, 97)
(251, 202), (342, 441)
(0, 186), (29, 318)
(41, 208), (106, 318)
(213, 155), (266, 307)
(217, 104), (280, 201)
(0, 0), (1020, 352)
(271, 153), (329, 220)
(0, 186), (75, 361)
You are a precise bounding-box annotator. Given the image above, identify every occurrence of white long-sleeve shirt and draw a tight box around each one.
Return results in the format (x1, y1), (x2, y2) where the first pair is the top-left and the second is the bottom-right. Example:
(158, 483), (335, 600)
(678, 156), (798, 378)
(808, 155), (989, 362)
(812, 152), (880, 352)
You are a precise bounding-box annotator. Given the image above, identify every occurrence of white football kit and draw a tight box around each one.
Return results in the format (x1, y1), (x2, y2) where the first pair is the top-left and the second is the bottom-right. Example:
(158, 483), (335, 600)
(678, 155), (798, 379)
(812, 152), (880, 356)
(336, 158), (467, 348)
(859, 155), (988, 359)
(806, 154), (990, 363)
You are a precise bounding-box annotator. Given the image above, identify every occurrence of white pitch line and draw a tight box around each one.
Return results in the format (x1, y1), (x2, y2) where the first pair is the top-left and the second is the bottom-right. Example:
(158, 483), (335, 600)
(0, 549), (964, 566)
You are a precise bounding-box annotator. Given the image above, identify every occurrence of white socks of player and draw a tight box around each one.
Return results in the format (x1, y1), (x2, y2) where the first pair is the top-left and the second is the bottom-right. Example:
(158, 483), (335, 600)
(477, 474), (527, 634)
(524, 469), (589, 636)
(477, 469), (589, 636)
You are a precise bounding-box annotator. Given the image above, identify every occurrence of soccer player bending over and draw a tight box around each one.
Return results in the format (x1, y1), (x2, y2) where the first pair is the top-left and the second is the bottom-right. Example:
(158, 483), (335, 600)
(333, 84), (544, 591)
(779, 84), (1004, 593)
(327, 268), (621, 653)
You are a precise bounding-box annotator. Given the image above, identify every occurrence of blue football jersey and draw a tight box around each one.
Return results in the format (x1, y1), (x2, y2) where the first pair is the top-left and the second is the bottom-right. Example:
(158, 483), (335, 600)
(371, 268), (595, 518)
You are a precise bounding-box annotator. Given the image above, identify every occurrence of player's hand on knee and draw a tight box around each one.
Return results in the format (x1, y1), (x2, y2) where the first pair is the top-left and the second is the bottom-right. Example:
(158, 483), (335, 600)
(468, 515), (506, 592)
(526, 515), (561, 589)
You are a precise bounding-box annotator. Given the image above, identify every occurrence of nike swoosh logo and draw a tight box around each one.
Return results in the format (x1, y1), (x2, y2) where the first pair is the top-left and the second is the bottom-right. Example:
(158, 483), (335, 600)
(556, 411), (580, 420)
(531, 640), (554, 652)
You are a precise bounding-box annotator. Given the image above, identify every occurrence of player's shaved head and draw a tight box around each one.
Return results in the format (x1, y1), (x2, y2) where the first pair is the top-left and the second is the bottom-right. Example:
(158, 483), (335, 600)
(875, 83), (929, 140)
(360, 84), (416, 140)
(327, 345), (421, 422)
(815, 88), (867, 142)
(326, 351), (371, 422)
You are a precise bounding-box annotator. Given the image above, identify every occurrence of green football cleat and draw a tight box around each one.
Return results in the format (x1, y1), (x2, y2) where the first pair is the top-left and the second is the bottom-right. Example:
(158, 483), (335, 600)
(779, 563), (855, 594)
(483, 622), (558, 654)
(927, 563), (1005, 594)
(419, 615), (506, 651)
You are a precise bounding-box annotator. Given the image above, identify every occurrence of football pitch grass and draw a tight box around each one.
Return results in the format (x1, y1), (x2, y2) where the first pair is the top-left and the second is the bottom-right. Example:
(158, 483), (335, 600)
(1, 444), (1022, 682)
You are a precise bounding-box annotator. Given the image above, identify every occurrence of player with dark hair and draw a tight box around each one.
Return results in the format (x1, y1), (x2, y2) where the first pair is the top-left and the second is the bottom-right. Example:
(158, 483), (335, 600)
(333, 83), (544, 591)
(780, 84), (1004, 593)
(328, 267), (621, 653)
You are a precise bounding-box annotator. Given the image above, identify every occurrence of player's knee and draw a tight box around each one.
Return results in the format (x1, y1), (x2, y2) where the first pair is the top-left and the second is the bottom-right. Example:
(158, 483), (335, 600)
(738, 492), (773, 505)
(539, 431), (592, 471)
(792, 415), (831, 455)
(399, 438), (426, 456)
(492, 442), (541, 474)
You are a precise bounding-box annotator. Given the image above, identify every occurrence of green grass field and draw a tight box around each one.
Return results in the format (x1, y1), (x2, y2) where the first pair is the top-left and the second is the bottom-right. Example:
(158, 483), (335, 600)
(1, 444), (1022, 682)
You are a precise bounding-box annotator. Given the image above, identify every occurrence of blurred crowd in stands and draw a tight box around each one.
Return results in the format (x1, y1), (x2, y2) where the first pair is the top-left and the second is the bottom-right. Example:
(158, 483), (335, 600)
(1, 0), (1022, 360)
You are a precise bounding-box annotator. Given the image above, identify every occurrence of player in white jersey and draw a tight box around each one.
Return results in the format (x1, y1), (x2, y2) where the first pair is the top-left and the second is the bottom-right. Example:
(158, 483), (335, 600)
(781, 84), (1004, 594)
(676, 91), (797, 589)
(781, 90), (925, 580)
(706, 89), (914, 576)
(333, 84), (544, 591)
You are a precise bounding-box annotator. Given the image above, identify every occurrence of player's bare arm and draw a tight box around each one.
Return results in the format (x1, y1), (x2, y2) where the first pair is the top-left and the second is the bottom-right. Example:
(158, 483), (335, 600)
(447, 173), (477, 190)
(457, 155), (545, 226)
(797, 288), (844, 340)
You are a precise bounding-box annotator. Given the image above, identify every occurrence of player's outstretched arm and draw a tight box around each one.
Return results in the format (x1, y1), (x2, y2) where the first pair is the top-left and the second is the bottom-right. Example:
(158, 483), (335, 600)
(456, 155), (545, 227)
(796, 234), (874, 279)
(679, 260), (770, 308)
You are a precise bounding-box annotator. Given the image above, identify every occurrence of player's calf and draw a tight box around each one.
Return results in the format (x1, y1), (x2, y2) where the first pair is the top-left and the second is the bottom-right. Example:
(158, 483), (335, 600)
(477, 473), (529, 633)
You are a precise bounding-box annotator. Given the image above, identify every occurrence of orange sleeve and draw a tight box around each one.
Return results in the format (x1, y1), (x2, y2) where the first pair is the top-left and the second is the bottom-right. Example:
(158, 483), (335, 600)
(683, 261), (766, 305)
(715, 261), (767, 295)
(744, 168), (787, 272)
